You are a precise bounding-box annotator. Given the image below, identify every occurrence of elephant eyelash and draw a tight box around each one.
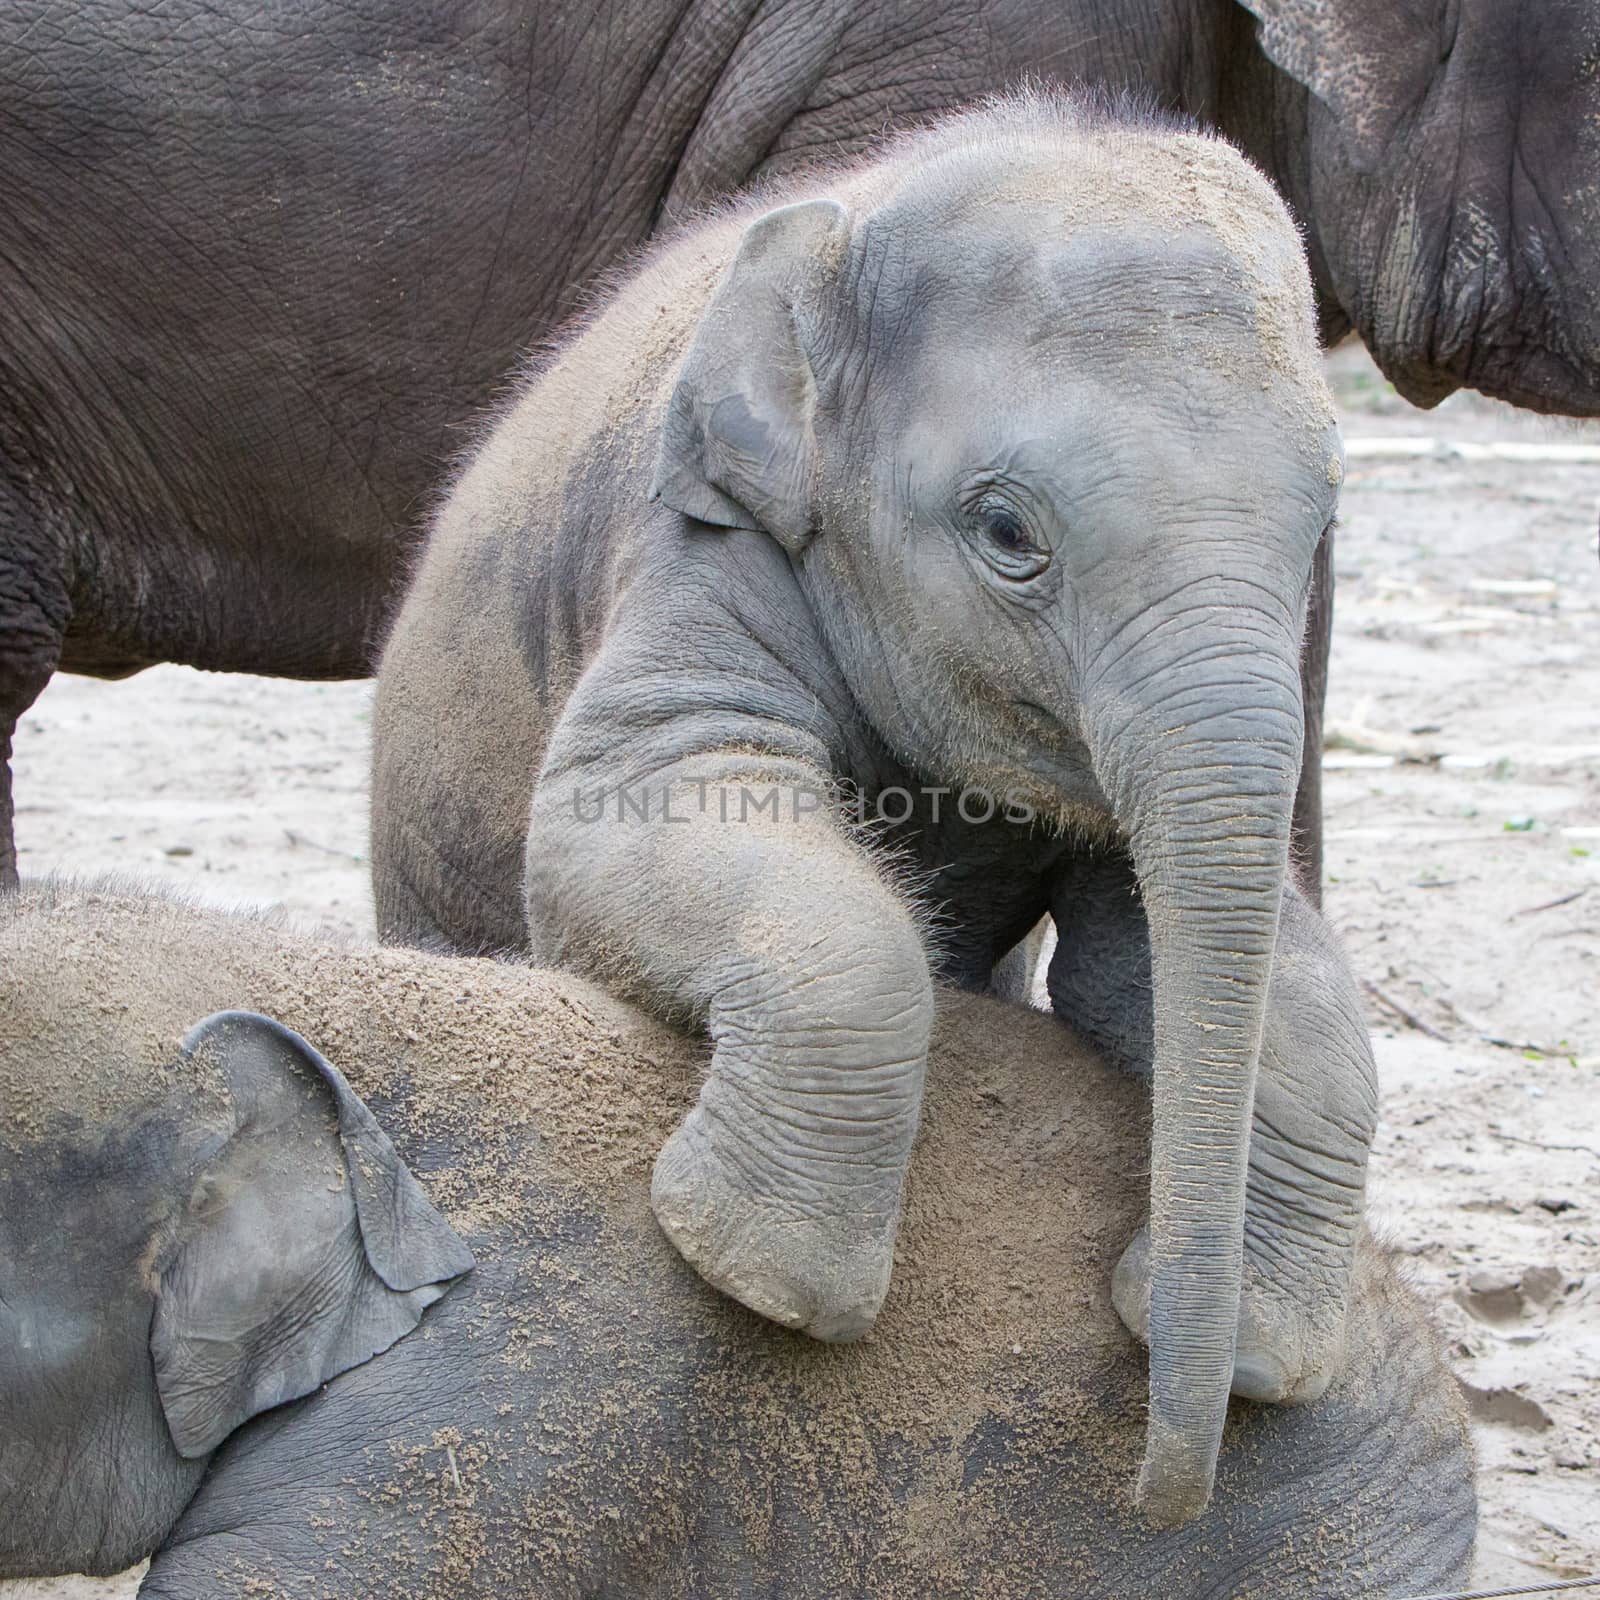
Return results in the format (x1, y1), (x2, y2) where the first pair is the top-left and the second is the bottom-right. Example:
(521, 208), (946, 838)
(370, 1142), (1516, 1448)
(953, 499), (1056, 588)
(959, 480), (1053, 581)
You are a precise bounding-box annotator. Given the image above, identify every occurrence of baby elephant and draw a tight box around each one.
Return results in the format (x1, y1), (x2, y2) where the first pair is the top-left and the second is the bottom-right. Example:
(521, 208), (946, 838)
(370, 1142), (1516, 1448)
(372, 94), (1376, 1520)
(0, 883), (1473, 1596)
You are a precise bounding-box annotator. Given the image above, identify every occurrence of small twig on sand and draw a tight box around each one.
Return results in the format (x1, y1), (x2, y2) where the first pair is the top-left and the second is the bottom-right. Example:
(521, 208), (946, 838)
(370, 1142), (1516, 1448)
(1511, 886), (1591, 919)
(1361, 979), (1450, 1041)
(1489, 1126), (1600, 1163)
(1434, 995), (1567, 1057)
(283, 828), (365, 864)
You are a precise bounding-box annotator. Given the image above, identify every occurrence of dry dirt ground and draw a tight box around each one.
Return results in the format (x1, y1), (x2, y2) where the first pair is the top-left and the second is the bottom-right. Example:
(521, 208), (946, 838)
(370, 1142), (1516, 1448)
(6, 345), (1597, 1597)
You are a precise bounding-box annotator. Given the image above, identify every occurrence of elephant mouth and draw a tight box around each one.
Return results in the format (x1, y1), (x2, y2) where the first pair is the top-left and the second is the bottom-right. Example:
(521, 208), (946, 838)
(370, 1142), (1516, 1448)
(1003, 700), (1116, 830)
(1012, 697), (1070, 739)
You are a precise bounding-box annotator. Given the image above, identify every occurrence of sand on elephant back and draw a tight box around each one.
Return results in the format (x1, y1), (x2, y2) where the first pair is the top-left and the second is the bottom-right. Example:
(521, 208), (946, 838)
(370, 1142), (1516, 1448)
(4, 878), (1462, 1597)
(1, 877), (1149, 1448)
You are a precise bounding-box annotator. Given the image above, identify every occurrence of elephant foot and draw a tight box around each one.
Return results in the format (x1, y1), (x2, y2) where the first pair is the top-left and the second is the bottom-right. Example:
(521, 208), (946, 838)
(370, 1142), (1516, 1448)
(650, 1109), (897, 1343)
(1111, 1224), (1344, 1405)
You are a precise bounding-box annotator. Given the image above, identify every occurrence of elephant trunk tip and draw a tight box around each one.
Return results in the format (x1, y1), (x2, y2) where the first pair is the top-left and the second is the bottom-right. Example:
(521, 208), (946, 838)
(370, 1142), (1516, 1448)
(1134, 1426), (1220, 1528)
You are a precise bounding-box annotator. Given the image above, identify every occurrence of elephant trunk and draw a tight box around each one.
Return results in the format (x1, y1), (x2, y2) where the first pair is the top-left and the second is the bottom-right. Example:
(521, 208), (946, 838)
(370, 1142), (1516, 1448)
(1084, 606), (1304, 1526)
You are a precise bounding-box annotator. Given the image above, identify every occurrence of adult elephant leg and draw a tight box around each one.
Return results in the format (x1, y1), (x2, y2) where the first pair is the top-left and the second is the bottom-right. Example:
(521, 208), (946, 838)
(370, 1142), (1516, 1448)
(1048, 850), (1376, 1404)
(0, 506), (70, 886)
(1292, 522), (1334, 904)
(526, 755), (933, 1342)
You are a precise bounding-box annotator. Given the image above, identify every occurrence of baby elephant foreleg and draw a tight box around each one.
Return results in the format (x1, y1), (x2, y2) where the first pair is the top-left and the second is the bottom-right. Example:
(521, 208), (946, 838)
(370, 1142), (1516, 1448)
(527, 760), (933, 1341)
(1050, 858), (1377, 1403)
(1224, 887), (1378, 1401)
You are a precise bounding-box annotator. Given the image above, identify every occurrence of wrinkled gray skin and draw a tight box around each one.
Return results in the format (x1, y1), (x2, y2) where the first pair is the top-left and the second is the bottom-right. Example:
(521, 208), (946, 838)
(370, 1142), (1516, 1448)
(6, 0), (1600, 889)
(0, 883), (1475, 1595)
(371, 100), (1379, 1524)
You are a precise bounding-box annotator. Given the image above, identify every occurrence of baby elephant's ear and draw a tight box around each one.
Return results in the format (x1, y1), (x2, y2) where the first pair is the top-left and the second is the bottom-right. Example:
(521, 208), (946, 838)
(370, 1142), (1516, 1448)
(650, 197), (850, 551)
(151, 1011), (474, 1459)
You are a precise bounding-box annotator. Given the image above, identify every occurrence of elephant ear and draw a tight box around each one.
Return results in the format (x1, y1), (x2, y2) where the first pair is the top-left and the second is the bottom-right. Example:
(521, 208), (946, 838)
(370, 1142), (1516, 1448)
(1235, 0), (1444, 170)
(151, 1011), (474, 1459)
(650, 197), (850, 551)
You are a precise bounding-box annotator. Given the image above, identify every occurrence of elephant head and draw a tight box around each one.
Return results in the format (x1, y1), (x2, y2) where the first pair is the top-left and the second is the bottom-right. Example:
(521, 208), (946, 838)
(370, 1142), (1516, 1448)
(0, 1009), (472, 1578)
(652, 101), (1341, 1522)
(1239, 0), (1600, 415)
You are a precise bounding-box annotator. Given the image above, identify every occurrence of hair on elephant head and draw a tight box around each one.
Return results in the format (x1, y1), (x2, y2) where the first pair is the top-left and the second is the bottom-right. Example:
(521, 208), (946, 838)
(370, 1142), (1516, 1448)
(0, 1007), (471, 1579)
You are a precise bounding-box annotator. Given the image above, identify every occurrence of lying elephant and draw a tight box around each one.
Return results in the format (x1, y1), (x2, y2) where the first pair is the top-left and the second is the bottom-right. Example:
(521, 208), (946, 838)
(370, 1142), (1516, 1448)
(372, 95), (1379, 1522)
(0, 881), (1475, 1595)
(6, 1), (1600, 889)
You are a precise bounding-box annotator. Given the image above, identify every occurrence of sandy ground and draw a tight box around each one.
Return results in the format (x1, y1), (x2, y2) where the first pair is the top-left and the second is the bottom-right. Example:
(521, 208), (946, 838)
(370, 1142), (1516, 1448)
(6, 345), (1597, 1596)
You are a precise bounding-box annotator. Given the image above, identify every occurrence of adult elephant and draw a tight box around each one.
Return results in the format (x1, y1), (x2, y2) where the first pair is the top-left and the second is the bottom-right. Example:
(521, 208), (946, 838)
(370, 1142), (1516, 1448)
(3, 0), (1597, 883)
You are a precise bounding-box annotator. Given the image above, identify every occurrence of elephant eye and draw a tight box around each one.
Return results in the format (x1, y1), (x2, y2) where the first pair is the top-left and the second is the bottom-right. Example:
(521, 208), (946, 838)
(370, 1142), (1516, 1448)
(969, 496), (1051, 582)
(983, 506), (1030, 551)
